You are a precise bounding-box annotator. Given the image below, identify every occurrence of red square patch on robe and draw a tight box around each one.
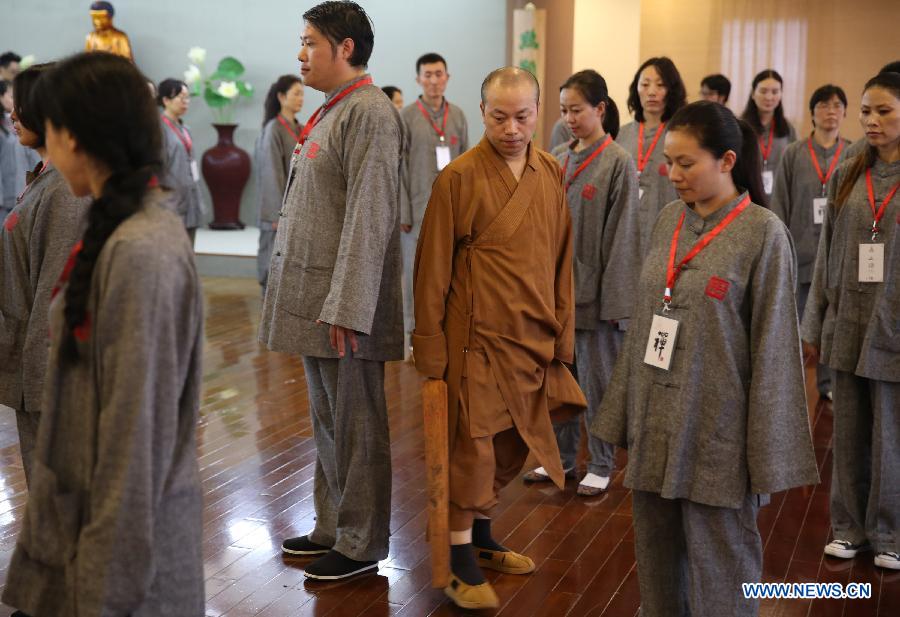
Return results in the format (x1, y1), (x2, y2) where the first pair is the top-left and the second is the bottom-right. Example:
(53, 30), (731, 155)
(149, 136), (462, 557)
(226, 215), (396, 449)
(581, 184), (597, 200)
(450, 135), (459, 146)
(658, 163), (669, 176)
(705, 276), (730, 300)
(306, 143), (320, 159)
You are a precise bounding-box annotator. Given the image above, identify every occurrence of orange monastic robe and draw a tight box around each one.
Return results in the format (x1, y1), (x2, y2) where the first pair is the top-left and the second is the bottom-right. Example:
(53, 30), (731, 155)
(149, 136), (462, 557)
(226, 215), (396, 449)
(413, 137), (586, 490)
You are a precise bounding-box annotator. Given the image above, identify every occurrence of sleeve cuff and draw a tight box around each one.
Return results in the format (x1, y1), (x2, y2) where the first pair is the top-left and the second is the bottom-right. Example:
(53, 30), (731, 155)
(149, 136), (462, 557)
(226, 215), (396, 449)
(412, 330), (448, 378)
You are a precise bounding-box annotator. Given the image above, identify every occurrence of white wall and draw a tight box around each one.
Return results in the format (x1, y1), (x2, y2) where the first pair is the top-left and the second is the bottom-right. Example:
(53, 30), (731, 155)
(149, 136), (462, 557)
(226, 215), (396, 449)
(572, 0), (641, 121)
(1, 0), (506, 224)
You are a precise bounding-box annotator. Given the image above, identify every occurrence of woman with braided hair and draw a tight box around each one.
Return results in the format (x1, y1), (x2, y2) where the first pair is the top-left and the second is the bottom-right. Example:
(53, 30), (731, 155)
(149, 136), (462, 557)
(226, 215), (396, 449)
(2, 52), (205, 616)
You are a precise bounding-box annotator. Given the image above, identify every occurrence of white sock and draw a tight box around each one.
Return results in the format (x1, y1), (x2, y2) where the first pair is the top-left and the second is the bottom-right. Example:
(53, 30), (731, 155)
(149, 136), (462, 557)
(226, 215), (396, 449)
(579, 473), (610, 490)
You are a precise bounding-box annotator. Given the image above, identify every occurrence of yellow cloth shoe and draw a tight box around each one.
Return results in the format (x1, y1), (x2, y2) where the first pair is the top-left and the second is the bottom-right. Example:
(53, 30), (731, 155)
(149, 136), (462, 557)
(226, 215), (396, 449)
(444, 573), (500, 610)
(474, 547), (536, 574)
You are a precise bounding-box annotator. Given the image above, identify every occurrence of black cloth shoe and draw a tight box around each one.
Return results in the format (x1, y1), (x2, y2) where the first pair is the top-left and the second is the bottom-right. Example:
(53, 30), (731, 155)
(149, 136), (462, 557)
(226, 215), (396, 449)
(304, 550), (378, 580)
(12, 611), (32, 617)
(282, 535), (331, 556)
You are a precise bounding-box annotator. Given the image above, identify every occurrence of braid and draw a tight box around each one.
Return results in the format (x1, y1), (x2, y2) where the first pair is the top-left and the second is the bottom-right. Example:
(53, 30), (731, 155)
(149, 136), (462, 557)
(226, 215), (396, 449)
(61, 166), (154, 359)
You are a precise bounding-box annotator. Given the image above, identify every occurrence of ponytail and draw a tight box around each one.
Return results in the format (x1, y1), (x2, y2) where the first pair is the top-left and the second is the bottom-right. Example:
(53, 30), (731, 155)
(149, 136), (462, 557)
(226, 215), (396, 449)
(560, 69), (620, 139)
(735, 119), (768, 207)
(604, 97), (620, 140)
(61, 167), (153, 359)
(32, 52), (162, 360)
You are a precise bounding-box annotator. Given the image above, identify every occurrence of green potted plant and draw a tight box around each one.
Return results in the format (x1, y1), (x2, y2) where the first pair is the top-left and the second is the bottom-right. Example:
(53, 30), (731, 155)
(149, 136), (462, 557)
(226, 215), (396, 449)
(184, 47), (254, 229)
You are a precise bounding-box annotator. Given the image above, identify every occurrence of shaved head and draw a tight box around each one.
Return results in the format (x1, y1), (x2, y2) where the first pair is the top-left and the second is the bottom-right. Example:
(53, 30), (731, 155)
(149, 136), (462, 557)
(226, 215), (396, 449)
(480, 66), (540, 105)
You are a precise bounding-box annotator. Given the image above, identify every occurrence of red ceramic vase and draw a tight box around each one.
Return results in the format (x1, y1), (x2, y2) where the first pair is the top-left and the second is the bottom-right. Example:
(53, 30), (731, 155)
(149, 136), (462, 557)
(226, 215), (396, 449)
(202, 123), (250, 230)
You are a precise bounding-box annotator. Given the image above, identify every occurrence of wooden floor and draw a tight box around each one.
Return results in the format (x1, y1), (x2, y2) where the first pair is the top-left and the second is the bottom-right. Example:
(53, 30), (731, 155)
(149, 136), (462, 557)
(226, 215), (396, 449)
(0, 275), (898, 616)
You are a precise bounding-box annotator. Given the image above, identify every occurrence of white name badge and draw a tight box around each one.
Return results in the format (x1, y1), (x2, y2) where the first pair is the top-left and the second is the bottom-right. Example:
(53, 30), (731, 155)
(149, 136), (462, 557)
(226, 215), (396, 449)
(859, 243), (884, 283)
(762, 170), (774, 194)
(190, 160), (200, 182)
(644, 314), (680, 371)
(436, 146), (451, 171)
(813, 197), (827, 225)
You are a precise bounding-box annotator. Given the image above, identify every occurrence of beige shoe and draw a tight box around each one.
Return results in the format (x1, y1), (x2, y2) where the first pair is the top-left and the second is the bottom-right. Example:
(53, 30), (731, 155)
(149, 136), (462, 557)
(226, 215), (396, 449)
(444, 573), (500, 609)
(475, 547), (536, 574)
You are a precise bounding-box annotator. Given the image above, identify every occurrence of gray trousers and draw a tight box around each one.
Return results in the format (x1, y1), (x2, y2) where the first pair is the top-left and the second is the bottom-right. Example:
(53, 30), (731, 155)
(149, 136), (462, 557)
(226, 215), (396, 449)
(15, 408), (39, 487)
(831, 371), (900, 553)
(257, 225), (276, 289)
(797, 282), (832, 396)
(302, 354), (392, 561)
(553, 324), (621, 475)
(400, 228), (418, 336)
(632, 490), (762, 617)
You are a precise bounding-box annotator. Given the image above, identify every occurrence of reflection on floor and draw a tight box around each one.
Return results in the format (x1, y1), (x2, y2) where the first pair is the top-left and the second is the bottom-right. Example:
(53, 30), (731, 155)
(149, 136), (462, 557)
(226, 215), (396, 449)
(0, 276), (898, 616)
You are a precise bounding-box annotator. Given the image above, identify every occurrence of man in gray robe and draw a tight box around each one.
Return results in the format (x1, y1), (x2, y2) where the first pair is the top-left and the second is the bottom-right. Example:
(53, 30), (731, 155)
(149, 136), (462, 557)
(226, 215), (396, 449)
(258, 1), (403, 580)
(399, 52), (467, 352)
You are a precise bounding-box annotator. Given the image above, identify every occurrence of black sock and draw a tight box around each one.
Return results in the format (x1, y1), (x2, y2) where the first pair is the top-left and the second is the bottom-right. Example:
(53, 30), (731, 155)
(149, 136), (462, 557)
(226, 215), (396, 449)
(450, 543), (485, 585)
(472, 518), (506, 552)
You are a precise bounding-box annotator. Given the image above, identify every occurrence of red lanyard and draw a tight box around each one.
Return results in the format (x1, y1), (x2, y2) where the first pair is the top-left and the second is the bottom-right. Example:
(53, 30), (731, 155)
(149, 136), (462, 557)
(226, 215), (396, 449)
(416, 99), (450, 142)
(758, 124), (774, 165)
(299, 76), (374, 147)
(277, 115), (301, 143)
(637, 122), (665, 173)
(562, 134), (612, 190)
(807, 138), (843, 194)
(663, 195), (751, 309)
(162, 115), (193, 156)
(865, 168), (900, 240)
(16, 160), (51, 203)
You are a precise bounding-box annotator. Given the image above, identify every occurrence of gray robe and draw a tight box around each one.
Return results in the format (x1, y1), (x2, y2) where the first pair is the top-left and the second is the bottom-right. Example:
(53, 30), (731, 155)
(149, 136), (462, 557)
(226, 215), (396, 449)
(616, 121), (679, 255)
(758, 120), (797, 198)
(399, 97), (468, 231)
(2, 193), (205, 616)
(159, 116), (205, 229)
(592, 193), (819, 509)
(254, 116), (300, 226)
(551, 137), (642, 475)
(259, 74), (404, 361)
(770, 136), (851, 284)
(0, 166), (91, 413)
(549, 117), (572, 151)
(254, 116), (301, 286)
(551, 137), (642, 327)
(399, 97), (467, 334)
(801, 157), (900, 382)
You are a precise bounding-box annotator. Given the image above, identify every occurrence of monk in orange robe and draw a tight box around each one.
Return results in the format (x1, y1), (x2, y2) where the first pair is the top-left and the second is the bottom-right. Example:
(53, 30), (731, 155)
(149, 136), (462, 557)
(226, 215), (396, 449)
(412, 67), (585, 610)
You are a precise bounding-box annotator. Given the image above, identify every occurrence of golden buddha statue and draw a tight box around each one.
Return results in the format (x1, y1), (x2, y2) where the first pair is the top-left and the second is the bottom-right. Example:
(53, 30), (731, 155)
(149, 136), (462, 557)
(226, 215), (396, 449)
(84, 2), (134, 61)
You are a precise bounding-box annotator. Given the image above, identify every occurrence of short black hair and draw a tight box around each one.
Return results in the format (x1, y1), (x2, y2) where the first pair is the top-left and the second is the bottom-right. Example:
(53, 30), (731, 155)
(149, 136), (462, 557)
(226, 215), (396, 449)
(303, 1), (374, 69)
(627, 57), (687, 123)
(381, 85), (401, 99)
(880, 61), (900, 75)
(0, 79), (10, 98)
(416, 53), (447, 74)
(13, 63), (54, 146)
(0, 52), (22, 68)
(701, 73), (731, 102)
(809, 84), (847, 114)
(156, 78), (188, 108)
